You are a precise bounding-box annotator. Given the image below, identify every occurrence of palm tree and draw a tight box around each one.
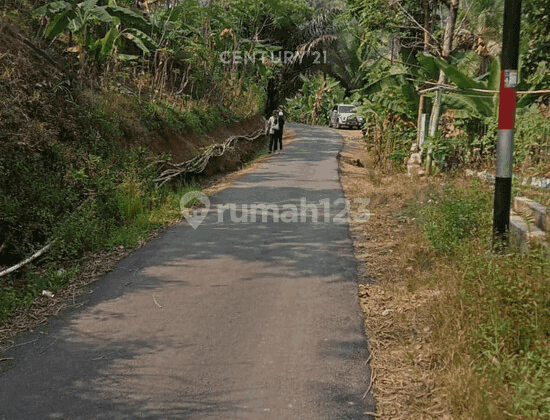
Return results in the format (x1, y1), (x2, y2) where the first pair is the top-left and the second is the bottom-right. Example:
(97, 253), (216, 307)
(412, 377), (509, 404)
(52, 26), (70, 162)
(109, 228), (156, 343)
(326, 28), (372, 95)
(265, 6), (340, 115)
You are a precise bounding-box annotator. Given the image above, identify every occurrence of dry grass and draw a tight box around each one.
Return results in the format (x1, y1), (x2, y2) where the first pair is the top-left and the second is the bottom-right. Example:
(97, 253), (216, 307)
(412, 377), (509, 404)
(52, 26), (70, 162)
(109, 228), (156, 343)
(340, 130), (550, 420)
(339, 130), (452, 419)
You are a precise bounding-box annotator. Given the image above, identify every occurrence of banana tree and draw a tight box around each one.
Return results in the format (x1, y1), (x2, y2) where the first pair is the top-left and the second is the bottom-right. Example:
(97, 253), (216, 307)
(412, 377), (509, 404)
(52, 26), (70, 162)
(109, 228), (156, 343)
(417, 53), (500, 119)
(356, 58), (420, 120)
(35, 0), (153, 70)
(415, 52), (533, 168)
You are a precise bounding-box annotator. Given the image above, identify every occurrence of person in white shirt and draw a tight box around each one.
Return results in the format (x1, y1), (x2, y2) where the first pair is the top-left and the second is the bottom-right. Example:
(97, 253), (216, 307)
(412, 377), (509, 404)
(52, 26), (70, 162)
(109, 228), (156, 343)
(265, 110), (280, 153)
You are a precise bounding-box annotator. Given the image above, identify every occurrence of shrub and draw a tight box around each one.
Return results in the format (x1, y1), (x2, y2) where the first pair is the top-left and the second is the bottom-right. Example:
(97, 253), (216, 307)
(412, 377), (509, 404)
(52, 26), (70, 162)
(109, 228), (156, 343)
(417, 180), (492, 253)
(515, 104), (550, 169)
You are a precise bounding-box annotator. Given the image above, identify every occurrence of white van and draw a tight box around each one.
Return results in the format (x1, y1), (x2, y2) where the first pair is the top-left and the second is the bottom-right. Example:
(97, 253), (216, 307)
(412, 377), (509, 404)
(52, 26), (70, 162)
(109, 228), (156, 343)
(328, 104), (365, 129)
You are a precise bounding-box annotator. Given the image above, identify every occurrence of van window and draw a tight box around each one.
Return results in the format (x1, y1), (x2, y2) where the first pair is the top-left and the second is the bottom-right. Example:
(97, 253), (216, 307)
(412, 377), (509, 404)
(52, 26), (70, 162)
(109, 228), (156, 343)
(339, 105), (356, 113)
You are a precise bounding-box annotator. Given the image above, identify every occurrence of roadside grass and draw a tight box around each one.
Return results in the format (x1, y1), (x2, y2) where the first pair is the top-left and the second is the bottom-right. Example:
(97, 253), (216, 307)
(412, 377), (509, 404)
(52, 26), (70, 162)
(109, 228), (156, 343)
(340, 134), (550, 420)
(406, 179), (550, 419)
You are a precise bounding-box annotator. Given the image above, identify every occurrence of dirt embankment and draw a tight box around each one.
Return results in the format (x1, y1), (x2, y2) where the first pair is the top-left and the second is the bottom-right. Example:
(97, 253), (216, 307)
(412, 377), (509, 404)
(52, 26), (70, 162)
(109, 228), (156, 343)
(118, 113), (267, 169)
(0, 18), (266, 173)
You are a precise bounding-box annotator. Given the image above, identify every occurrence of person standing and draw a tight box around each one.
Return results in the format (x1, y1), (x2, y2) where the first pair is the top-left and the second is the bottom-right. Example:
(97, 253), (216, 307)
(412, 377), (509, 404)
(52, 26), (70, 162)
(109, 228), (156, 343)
(277, 110), (285, 151)
(265, 110), (279, 153)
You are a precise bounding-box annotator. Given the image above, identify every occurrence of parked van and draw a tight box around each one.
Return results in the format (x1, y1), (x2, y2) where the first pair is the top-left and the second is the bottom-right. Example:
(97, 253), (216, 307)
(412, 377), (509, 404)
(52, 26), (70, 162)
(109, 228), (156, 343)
(328, 104), (365, 129)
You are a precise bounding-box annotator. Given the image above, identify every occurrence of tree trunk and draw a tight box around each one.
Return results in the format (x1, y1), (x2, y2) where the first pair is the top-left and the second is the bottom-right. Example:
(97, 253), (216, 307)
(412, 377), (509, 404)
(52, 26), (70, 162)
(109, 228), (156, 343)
(426, 0), (460, 174)
(266, 77), (277, 117)
(422, 0), (431, 52)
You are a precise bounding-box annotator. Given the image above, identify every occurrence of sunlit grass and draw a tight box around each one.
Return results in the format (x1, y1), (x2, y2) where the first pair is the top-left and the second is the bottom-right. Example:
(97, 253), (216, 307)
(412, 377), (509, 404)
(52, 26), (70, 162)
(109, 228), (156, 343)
(407, 179), (550, 419)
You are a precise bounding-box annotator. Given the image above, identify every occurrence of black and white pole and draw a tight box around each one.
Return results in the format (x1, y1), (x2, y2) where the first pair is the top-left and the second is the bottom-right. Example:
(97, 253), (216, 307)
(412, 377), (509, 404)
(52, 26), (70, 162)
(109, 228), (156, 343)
(493, 0), (522, 240)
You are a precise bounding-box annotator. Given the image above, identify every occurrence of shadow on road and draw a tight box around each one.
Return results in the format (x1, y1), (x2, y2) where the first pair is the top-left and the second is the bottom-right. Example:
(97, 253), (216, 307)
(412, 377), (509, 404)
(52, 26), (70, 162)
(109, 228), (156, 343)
(0, 124), (375, 420)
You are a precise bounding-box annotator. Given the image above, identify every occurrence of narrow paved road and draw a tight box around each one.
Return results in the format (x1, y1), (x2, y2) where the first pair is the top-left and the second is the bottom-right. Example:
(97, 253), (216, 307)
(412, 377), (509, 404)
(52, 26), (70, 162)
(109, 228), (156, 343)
(0, 124), (375, 419)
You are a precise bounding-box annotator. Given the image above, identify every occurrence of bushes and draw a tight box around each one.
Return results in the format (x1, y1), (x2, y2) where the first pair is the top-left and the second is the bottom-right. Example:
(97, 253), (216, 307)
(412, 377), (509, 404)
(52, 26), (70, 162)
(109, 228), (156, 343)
(0, 138), (201, 320)
(0, 142), (80, 263)
(515, 104), (550, 171)
(50, 146), (171, 258)
(362, 112), (416, 171)
(0, 128), (203, 320)
(52, 201), (110, 259)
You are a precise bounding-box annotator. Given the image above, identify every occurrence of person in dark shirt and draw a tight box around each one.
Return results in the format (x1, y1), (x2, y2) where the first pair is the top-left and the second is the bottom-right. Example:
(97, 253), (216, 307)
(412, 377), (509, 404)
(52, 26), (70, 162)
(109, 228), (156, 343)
(276, 110), (285, 151)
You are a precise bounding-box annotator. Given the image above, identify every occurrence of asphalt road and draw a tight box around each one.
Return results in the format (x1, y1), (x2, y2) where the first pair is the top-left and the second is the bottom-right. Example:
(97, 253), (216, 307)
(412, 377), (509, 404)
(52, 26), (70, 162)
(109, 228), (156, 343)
(0, 124), (375, 419)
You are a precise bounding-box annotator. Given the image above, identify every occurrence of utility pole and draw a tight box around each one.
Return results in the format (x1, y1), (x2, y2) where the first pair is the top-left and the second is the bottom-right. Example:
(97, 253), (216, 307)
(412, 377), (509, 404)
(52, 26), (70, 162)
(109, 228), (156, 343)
(493, 0), (522, 241)
(416, 94), (427, 148)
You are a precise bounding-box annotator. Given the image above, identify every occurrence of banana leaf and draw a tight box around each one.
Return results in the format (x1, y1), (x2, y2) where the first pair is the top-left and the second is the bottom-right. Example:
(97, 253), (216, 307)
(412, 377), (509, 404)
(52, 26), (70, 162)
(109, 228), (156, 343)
(88, 6), (113, 24)
(418, 53), (489, 91)
(359, 72), (419, 118)
(99, 26), (119, 60)
(115, 54), (140, 61)
(105, 6), (149, 27)
(123, 28), (158, 54)
(34, 1), (73, 16)
(418, 53), (498, 119)
(45, 9), (76, 38)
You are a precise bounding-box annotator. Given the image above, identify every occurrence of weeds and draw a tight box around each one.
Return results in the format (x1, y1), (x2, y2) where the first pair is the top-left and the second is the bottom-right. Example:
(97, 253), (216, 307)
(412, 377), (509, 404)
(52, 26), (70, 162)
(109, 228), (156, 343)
(412, 179), (492, 254)
(409, 178), (550, 419)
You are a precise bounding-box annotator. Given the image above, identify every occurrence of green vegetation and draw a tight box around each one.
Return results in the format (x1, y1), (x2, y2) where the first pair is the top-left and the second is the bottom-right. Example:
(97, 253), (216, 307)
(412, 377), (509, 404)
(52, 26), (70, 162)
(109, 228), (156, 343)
(284, 74), (345, 125)
(281, 0), (550, 173)
(1, 0), (324, 320)
(405, 179), (550, 419)
(411, 180), (492, 254)
(0, 135), (202, 320)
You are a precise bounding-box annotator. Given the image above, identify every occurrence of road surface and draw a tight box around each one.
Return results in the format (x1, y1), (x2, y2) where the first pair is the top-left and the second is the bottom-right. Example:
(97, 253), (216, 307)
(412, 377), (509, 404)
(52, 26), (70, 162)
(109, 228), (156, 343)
(0, 124), (375, 419)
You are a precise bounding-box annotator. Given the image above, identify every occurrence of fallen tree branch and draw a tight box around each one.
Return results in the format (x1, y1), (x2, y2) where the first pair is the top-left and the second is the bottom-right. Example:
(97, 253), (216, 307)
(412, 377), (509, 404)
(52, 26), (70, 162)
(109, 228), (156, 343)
(0, 242), (53, 278)
(0, 339), (38, 352)
(155, 126), (266, 186)
(153, 294), (162, 308)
